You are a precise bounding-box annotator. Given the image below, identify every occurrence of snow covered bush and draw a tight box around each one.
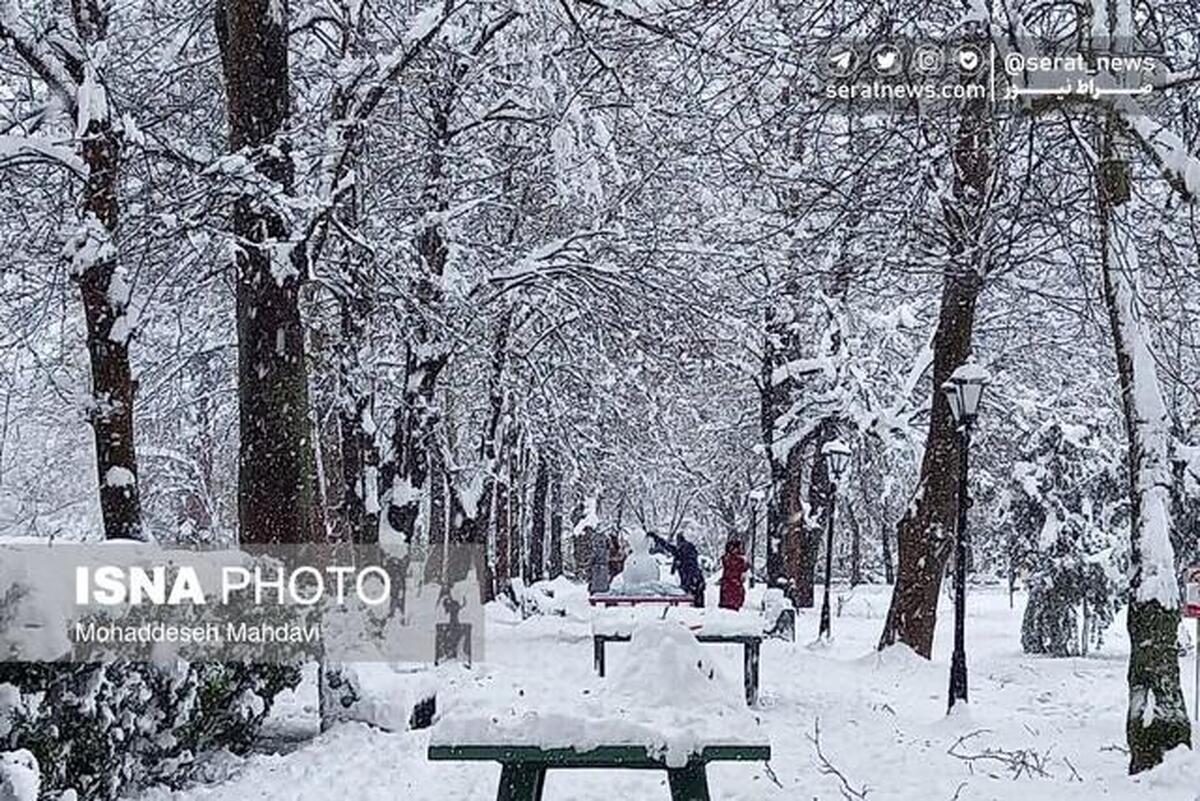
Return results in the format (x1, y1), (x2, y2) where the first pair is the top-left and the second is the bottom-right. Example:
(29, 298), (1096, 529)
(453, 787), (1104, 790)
(503, 576), (591, 620)
(0, 660), (299, 800)
(1170, 439), (1200, 579)
(319, 663), (441, 731)
(1010, 422), (1128, 656)
(0, 749), (39, 801)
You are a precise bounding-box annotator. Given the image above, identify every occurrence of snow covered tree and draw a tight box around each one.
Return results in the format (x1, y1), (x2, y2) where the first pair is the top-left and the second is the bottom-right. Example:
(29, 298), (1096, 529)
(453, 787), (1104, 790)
(880, 21), (997, 657)
(1087, 0), (1195, 772)
(1099, 128), (1192, 770)
(1013, 422), (1126, 656)
(0, 0), (143, 540)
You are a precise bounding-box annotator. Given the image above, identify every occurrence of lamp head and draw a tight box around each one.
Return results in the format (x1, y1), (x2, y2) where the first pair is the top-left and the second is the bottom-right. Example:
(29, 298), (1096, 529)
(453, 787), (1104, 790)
(942, 360), (989, 425)
(821, 438), (852, 484)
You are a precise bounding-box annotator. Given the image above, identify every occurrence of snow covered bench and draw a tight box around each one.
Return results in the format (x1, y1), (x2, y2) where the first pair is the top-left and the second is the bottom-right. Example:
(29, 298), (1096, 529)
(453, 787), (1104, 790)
(428, 621), (770, 801)
(592, 632), (762, 707)
(426, 743), (770, 801)
(592, 608), (770, 706)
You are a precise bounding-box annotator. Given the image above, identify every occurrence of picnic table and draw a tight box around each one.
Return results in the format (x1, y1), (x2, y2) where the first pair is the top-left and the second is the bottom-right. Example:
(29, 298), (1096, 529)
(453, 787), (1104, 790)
(591, 608), (770, 706)
(588, 593), (694, 607)
(427, 743), (770, 801)
(592, 631), (762, 706)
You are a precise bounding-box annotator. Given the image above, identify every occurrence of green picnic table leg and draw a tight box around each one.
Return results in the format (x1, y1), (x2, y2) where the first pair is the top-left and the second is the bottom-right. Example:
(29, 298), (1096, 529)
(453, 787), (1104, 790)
(666, 761), (711, 801)
(593, 635), (606, 677)
(743, 640), (760, 707)
(497, 763), (546, 801)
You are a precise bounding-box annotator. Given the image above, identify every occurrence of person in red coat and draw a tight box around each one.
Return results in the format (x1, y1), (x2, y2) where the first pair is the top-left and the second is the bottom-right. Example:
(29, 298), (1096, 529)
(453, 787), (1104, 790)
(719, 539), (750, 610)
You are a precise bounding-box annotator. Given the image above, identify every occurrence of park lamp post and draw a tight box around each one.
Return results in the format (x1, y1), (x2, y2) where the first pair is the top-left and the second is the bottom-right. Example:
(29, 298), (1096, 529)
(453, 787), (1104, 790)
(942, 360), (989, 713)
(818, 438), (852, 641)
(748, 488), (765, 586)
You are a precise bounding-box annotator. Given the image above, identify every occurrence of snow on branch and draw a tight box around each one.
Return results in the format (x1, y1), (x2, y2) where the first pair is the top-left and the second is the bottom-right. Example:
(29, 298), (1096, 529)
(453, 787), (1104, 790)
(305, 1), (479, 269)
(0, 6), (79, 111)
(771, 356), (830, 387)
(808, 718), (869, 800)
(1120, 111), (1200, 202)
(946, 729), (1053, 780)
(489, 229), (626, 294)
(1105, 213), (1180, 608)
(0, 134), (85, 175)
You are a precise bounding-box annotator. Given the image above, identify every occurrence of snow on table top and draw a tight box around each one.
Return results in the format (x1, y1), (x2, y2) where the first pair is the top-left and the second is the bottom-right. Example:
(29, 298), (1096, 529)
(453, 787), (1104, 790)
(592, 606), (769, 638)
(431, 621), (767, 767)
(597, 579), (690, 597)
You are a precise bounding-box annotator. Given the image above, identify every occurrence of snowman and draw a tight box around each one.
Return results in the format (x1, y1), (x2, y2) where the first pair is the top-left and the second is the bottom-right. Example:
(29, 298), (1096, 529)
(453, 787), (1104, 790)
(615, 530), (660, 590)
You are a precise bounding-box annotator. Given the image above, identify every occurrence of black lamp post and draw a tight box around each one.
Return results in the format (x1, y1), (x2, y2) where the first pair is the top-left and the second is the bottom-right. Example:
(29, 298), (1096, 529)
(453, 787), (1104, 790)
(942, 361), (988, 713)
(818, 438), (851, 641)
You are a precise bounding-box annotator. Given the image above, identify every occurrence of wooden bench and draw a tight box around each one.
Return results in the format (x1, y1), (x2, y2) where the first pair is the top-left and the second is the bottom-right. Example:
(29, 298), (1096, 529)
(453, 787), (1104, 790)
(427, 743), (770, 801)
(592, 633), (763, 706)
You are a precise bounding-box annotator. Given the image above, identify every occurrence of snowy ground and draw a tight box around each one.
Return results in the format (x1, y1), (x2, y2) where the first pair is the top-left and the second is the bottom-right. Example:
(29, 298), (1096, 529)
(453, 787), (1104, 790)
(132, 583), (1200, 800)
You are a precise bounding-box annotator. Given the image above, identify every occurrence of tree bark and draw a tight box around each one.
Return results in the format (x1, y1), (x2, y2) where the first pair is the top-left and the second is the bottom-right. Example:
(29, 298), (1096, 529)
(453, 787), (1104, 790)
(881, 518), (895, 585)
(53, 1), (144, 540)
(76, 105), (142, 541)
(879, 44), (991, 655)
(548, 457), (564, 578)
(847, 497), (863, 587)
(438, 310), (510, 601)
(1097, 115), (1191, 773)
(388, 71), (453, 544)
(338, 290), (379, 544)
(760, 305), (787, 589)
(494, 475), (510, 591)
(877, 268), (982, 655)
(529, 452), (548, 582)
(801, 423), (840, 606)
(330, 8), (379, 546)
(510, 445), (524, 579)
(216, 0), (317, 544)
(783, 441), (813, 608)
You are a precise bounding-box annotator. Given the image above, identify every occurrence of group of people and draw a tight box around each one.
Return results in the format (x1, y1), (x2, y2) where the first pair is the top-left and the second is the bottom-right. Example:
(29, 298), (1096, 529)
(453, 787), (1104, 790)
(636, 532), (751, 610)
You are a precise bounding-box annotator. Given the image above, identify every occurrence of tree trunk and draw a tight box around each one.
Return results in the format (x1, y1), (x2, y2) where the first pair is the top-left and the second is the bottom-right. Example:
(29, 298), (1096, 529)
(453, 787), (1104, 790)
(1097, 114), (1191, 773)
(76, 109), (142, 541)
(389, 343), (445, 543)
(338, 291), (379, 544)
(847, 498), (863, 587)
(440, 311), (510, 601)
(327, 9), (379, 546)
(444, 476), (495, 603)
(494, 476), (510, 592)
(216, 0), (317, 545)
(801, 423), (840, 606)
(529, 452), (548, 582)
(761, 305), (787, 589)
(783, 442), (813, 608)
(58, 1), (144, 541)
(421, 450), (447, 585)
(510, 447), (524, 580)
(878, 44), (991, 655)
(877, 272), (982, 655)
(548, 458), (564, 578)
(388, 71), (453, 544)
(882, 521), (895, 585)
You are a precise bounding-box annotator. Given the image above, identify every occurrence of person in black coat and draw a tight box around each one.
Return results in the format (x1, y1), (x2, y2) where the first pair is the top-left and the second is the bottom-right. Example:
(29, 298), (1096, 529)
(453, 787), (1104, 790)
(648, 531), (706, 607)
